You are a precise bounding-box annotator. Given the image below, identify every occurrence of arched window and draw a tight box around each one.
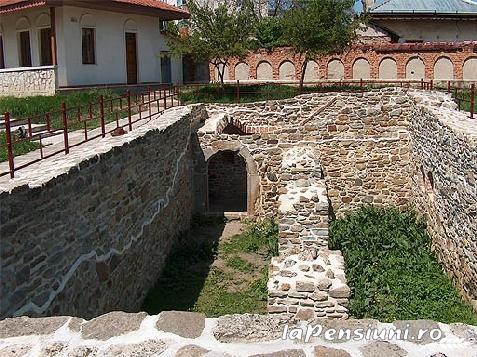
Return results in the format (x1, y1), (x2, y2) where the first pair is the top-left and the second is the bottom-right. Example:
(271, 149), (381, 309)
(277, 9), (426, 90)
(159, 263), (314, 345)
(327, 59), (344, 80)
(352, 58), (370, 79)
(406, 57), (425, 80)
(256, 61), (272, 80)
(463, 57), (477, 81)
(279, 60), (295, 81)
(304, 60), (319, 81)
(235, 62), (250, 81)
(379, 58), (397, 80)
(434, 57), (454, 80)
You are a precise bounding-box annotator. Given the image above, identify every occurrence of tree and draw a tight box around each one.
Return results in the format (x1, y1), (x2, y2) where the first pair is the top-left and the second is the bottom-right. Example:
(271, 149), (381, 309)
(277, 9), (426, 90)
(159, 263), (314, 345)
(282, 0), (362, 89)
(167, 0), (257, 87)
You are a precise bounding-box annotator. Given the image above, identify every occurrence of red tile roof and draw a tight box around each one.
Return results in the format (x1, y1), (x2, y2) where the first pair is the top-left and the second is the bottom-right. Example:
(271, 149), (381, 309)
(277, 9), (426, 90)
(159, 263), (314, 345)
(0, 0), (189, 18)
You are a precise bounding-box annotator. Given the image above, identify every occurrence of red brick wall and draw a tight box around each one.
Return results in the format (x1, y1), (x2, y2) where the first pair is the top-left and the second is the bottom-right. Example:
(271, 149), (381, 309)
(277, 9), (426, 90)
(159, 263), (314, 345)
(209, 42), (477, 82)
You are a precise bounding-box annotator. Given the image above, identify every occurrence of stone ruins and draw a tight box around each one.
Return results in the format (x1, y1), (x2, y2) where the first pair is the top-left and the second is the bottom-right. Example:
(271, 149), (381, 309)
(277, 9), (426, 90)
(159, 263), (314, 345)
(1, 88), (476, 355)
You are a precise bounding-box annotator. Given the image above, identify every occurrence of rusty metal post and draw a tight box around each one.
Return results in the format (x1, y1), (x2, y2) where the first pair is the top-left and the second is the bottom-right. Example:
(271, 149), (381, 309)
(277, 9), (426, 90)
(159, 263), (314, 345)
(430, 80), (434, 90)
(4, 112), (15, 179)
(163, 88), (167, 110)
(421, 78), (424, 90)
(471, 83), (475, 119)
(61, 102), (69, 154)
(236, 80), (240, 103)
(127, 90), (132, 131)
(99, 95), (106, 138)
(447, 80), (451, 93)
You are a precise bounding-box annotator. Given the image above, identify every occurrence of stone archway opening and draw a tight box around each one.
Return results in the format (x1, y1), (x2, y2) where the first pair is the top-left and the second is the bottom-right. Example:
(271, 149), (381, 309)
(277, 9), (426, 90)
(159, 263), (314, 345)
(208, 150), (247, 213)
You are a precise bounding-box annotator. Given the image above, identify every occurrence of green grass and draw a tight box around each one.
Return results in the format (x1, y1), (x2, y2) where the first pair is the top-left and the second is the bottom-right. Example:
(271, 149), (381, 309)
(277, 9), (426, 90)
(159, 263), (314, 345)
(180, 84), (365, 104)
(457, 90), (476, 113)
(142, 218), (278, 317)
(329, 205), (477, 325)
(0, 131), (40, 162)
(0, 89), (134, 162)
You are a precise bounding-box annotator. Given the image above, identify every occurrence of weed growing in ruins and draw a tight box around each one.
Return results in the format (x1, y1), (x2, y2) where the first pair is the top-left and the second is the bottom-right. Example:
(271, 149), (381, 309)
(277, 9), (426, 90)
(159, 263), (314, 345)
(329, 206), (477, 325)
(0, 131), (39, 162)
(142, 218), (278, 317)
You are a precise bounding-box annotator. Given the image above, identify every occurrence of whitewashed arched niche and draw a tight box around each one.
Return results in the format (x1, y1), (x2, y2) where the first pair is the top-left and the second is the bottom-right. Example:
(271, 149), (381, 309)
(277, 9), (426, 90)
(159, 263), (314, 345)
(16, 17), (31, 31)
(304, 60), (319, 81)
(35, 13), (51, 28)
(235, 62), (249, 80)
(124, 19), (138, 32)
(80, 14), (96, 27)
(279, 60), (295, 80)
(256, 61), (272, 80)
(463, 57), (477, 81)
(352, 58), (370, 79)
(379, 58), (397, 80)
(327, 59), (344, 80)
(433, 57), (454, 80)
(406, 57), (425, 80)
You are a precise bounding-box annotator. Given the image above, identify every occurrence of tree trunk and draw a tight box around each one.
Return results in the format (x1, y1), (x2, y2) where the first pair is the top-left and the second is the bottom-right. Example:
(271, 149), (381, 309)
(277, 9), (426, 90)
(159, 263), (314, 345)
(218, 63), (226, 88)
(299, 60), (308, 92)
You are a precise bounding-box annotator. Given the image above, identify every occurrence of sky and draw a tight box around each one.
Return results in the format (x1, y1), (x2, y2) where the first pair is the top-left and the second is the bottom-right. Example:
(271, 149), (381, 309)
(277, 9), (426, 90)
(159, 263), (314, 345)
(353, 0), (386, 13)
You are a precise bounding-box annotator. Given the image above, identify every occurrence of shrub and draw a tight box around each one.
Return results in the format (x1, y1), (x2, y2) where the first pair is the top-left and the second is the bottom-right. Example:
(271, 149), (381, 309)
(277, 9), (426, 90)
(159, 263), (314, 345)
(329, 205), (477, 324)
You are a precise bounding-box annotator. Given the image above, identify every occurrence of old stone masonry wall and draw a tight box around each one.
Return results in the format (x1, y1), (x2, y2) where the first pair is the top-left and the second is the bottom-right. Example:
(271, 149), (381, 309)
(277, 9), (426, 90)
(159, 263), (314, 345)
(1, 312), (476, 356)
(408, 91), (477, 310)
(0, 67), (56, 97)
(0, 107), (197, 319)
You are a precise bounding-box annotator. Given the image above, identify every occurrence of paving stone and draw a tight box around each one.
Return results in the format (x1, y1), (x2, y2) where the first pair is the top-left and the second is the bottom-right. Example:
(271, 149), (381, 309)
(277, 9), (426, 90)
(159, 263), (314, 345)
(156, 311), (205, 338)
(360, 341), (408, 357)
(249, 349), (306, 357)
(0, 345), (32, 357)
(67, 346), (99, 356)
(0, 316), (68, 338)
(314, 346), (351, 357)
(214, 314), (294, 342)
(105, 340), (167, 356)
(392, 320), (444, 344)
(81, 312), (147, 341)
(449, 323), (477, 343)
(175, 345), (210, 357)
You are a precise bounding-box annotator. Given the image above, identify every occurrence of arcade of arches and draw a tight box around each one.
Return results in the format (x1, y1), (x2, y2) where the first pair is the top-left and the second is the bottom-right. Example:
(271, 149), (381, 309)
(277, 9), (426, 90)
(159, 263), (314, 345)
(210, 43), (477, 82)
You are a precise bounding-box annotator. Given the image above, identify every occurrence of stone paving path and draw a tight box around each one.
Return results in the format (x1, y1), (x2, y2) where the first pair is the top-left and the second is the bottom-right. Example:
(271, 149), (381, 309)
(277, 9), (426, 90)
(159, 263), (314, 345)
(0, 97), (177, 187)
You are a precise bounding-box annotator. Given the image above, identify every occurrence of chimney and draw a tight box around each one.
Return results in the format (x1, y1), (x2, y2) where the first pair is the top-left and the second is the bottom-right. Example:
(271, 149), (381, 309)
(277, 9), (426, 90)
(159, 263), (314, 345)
(361, 0), (375, 10)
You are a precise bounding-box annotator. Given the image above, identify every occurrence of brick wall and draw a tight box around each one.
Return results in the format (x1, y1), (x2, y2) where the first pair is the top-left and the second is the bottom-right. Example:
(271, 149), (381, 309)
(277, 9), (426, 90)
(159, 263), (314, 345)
(210, 42), (477, 83)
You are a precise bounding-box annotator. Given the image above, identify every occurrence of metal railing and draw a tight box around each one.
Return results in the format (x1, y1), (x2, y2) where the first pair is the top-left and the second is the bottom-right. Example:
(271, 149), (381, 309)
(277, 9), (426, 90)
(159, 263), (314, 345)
(1, 86), (180, 179)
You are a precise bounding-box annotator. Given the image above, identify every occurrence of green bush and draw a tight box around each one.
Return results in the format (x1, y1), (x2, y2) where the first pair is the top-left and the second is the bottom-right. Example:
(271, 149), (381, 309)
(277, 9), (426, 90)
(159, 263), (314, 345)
(329, 205), (477, 324)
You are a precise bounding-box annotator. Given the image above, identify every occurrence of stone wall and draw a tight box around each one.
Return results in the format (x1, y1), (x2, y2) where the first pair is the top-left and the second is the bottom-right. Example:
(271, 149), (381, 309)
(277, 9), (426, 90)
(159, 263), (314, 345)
(197, 89), (414, 218)
(0, 66), (57, 97)
(210, 42), (477, 83)
(408, 90), (477, 310)
(0, 107), (197, 319)
(1, 311), (476, 356)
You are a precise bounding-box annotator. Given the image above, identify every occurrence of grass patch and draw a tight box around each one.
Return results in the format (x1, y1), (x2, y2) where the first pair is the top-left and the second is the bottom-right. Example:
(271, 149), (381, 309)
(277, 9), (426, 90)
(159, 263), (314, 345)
(0, 131), (40, 162)
(142, 218), (278, 317)
(180, 84), (365, 104)
(329, 205), (477, 325)
(456, 90), (477, 113)
(221, 219), (279, 257)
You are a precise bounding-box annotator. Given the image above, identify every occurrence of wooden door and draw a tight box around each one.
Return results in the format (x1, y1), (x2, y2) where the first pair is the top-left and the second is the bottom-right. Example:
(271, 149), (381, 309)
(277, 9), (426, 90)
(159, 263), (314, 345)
(125, 32), (137, 84)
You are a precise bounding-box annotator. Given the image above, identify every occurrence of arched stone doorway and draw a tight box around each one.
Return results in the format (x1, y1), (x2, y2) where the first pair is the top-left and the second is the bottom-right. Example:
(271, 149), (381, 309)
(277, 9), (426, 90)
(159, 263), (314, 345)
(208, 150), (247, 212)
(196, 143), (259, 216)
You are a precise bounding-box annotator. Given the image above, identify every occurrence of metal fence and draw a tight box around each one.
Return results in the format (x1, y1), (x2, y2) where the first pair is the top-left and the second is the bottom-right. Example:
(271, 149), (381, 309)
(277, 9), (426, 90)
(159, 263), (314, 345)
(1, 86), (180, 179)
(1, 79), (475, 179)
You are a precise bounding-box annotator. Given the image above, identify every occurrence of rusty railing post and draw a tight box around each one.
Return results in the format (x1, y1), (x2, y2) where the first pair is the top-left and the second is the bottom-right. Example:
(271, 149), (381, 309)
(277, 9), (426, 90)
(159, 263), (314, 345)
(163, 88), (167, 110)
(61, 102), (69, 154)
(99, 95), (106, 138)
(421, 78), (424, 90)
(127, 90), (132, 131)
(447, 80), (451, 93)
(236, 80), (240, 103)
(430, 80), (434, 90)
(4, 112), (15, 179)
(471, 83), (475, 120)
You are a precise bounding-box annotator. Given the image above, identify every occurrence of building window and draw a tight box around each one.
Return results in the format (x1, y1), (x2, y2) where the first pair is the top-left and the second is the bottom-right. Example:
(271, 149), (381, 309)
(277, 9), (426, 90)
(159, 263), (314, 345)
(82, 28), (95, 64)
(39, 27), (52, 66)
(0, 36), (4, 69)
(19, 31), (32, 67)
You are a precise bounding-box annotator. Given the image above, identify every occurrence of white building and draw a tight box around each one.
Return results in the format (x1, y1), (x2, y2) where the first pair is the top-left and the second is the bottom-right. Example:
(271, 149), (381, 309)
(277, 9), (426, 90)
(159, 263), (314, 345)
(0, 0), (190, 96)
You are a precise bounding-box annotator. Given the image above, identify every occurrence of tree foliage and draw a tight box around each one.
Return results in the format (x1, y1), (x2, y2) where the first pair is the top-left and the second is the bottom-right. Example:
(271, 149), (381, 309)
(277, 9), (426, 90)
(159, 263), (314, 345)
(281, 0), (361, 88)
(252, 17), (288, 50)
(167, 0), (257, 86)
